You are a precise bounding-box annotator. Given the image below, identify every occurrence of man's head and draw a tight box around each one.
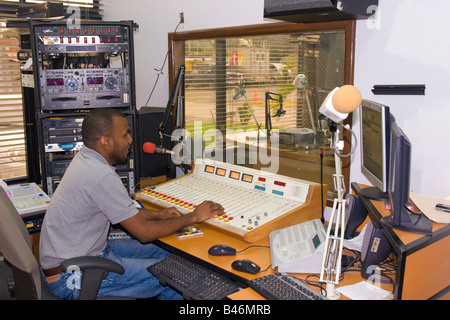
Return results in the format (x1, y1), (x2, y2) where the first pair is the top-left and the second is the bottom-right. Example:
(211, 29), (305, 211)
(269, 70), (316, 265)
(82, 108), (132, 165)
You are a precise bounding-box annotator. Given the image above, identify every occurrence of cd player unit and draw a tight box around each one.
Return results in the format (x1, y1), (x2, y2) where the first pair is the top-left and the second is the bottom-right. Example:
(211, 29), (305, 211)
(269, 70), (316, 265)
(31, 20), (135, 111)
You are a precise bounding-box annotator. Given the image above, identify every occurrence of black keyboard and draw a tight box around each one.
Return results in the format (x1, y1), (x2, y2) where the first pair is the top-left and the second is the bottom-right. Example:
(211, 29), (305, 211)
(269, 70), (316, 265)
(248, 273), (327, 300)
(147, 254), (240, 300)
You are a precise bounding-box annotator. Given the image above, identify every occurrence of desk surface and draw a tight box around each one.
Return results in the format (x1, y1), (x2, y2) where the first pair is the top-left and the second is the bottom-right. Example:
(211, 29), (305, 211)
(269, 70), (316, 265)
(155, 219), (394, 300)
(368, 195), (447, 246)
(139, 178), (402, 300)
(352, 183), (450, 300)
(156, 222), (273, 283)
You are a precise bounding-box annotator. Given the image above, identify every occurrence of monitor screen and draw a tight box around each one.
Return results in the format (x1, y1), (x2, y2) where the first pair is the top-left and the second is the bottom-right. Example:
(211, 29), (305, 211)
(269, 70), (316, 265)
(382, 122), (432, 235)
(359, 100), (392, 200)
(388, 122), (411, 227)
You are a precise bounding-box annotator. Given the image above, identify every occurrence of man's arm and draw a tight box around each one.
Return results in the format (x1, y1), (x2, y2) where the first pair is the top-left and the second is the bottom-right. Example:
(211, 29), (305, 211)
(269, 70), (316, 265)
(137, 207), (183, 221)
(120, 200), (224, 243)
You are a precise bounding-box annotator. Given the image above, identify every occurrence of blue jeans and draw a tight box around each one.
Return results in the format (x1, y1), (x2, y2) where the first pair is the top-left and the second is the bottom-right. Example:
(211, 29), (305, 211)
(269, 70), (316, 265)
(45, 239), (182, 300)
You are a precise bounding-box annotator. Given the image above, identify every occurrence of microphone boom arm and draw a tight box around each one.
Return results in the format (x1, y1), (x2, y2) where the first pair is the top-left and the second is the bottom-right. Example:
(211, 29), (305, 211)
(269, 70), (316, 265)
(265, 92), (283, 139)
(159, 64), (185, 145)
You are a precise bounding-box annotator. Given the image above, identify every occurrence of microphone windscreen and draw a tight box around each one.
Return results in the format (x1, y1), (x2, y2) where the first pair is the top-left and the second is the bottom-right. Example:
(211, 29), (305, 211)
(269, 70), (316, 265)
(142, 142), (156, 154)
(332, 85), (362, 113)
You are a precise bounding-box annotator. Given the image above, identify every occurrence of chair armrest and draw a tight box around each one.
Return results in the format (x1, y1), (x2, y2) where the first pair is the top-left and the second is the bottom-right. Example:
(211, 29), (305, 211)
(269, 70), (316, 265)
(61, 256), (124, 274)
(60, 256), (124, 300)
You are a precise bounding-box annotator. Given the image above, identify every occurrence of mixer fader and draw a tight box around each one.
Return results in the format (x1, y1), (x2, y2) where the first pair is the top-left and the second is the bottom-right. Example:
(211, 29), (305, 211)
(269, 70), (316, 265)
(136, 159), (326, 242)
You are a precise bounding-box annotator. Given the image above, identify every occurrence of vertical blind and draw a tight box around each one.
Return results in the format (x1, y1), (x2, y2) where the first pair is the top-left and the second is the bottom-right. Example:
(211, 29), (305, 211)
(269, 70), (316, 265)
(0, 21), (24, 179)
(182, 30), (347, 196)
(184, 32), (345, 138)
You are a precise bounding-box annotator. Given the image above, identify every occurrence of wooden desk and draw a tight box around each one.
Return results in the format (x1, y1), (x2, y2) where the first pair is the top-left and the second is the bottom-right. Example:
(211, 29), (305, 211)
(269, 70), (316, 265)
(227, 264), (393, 300)
(155, 222), (394, 300)
(155, 222), (273, 284)
(352, 183), (450, 300)
(137, 178), (401, 300)
(137, 177), (400, 300)
(22, 211), (45, 264)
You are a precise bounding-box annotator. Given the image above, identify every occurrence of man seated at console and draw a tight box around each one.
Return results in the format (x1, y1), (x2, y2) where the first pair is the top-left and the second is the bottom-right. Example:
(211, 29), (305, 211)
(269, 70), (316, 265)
(39, 108), (224, 299)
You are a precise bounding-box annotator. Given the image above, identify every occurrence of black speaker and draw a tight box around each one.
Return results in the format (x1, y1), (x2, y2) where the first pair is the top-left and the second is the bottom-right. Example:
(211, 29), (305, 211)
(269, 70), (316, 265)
(360, 221), (393, 284)
(22, 77), (41, 184)
(264, 0), (379, 23)
(344, 194), (368, 239)
(137, 107), (173, 179)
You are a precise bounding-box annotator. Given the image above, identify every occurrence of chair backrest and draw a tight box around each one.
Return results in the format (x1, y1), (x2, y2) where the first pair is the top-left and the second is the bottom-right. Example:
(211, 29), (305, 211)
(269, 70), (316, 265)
(0, 186), (42, 299)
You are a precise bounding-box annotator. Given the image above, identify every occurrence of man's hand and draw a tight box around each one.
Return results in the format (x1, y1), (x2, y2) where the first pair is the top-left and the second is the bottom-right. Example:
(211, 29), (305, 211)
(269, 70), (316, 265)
(192, 200), (224, 223)
(122, 200), (225, 243)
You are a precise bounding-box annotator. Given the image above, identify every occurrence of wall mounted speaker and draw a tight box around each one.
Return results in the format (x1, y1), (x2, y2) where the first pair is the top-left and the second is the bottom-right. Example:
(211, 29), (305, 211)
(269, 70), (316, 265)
(264, 0), (379, 23)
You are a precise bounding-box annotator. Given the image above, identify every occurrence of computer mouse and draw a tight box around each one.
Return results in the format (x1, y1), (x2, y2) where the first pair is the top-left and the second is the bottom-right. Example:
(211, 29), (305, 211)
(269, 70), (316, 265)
(208, 244), (237, 256)
(231, 259), (261, 274)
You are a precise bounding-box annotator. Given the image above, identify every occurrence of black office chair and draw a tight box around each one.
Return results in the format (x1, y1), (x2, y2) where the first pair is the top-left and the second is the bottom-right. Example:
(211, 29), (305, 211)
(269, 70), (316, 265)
(0, 185), (125, 300)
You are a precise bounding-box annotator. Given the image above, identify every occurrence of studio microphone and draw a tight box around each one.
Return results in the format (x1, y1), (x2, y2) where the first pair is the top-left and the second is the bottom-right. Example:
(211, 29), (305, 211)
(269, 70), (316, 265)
(319, 85), (362, 123)
(142, 142), (174, 155)
(292, 74), (307, 89)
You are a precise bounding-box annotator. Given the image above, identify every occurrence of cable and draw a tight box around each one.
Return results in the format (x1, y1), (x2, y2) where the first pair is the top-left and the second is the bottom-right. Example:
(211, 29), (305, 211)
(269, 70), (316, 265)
(292, 273), (328, 297)
(320, 147), (324, 223)
(143, 72), (160, 107)
(331, 123), (358, 158)
(236, 245), (270, 254)
(154, 19), (182, 73)
(144, 18), (183, 107)
(259, 264), (272, 273)
(340, 250), (396, 286)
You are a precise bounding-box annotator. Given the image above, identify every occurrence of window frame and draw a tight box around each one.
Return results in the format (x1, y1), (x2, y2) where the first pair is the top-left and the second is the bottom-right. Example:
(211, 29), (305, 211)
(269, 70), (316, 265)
(168, 20), (356, 202)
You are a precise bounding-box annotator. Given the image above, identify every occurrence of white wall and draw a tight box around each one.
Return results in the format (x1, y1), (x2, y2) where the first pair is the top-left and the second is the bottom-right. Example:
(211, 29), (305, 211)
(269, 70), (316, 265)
(104, 0), (450, 199)
(103, 0), (271, 110)
(352, 0), (450, 199)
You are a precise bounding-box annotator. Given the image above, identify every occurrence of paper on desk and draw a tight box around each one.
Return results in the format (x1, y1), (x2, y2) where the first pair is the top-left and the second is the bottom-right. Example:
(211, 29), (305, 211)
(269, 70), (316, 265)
(410, 192), (450, 223)
(343, 224), (367, 252)
(336, 281), (392, 300)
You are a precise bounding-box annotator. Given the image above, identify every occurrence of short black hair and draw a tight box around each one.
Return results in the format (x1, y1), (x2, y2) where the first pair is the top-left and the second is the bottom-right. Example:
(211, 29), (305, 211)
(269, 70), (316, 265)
(82, 108), (125, 148)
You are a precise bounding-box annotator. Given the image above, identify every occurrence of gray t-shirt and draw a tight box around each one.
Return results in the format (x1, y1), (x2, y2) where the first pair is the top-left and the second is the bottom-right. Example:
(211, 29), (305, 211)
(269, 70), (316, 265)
(39, 146), (138, 269)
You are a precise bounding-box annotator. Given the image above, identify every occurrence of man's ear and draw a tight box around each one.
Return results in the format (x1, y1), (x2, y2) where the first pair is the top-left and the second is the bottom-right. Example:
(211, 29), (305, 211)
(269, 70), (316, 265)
(99, 135), (111, 150)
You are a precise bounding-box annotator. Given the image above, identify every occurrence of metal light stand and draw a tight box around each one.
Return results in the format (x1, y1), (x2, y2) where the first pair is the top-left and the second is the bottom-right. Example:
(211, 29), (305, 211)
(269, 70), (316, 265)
(233, 80), (264, 138)
(292, 74), (320, 145)
(319, 123), (346, 300)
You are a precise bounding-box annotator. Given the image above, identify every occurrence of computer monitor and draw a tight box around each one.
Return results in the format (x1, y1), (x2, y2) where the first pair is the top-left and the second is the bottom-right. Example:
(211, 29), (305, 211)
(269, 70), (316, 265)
(381, 122), (432, 235)
(359, 99), (393, 200)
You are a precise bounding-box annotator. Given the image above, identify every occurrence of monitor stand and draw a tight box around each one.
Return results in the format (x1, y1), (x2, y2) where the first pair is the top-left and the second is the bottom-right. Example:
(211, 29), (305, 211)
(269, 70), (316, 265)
(359, 186), (387, 201)
(381, 211), (433, 235)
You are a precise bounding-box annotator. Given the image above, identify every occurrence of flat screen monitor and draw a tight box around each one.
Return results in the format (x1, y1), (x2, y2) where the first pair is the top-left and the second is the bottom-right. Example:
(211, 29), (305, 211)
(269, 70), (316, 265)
(359, 100), (392, 200)
(381, 122), (432, 235)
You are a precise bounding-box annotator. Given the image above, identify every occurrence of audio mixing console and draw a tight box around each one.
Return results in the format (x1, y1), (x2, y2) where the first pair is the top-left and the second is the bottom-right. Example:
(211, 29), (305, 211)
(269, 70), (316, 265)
(136, 159), (326, 242)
